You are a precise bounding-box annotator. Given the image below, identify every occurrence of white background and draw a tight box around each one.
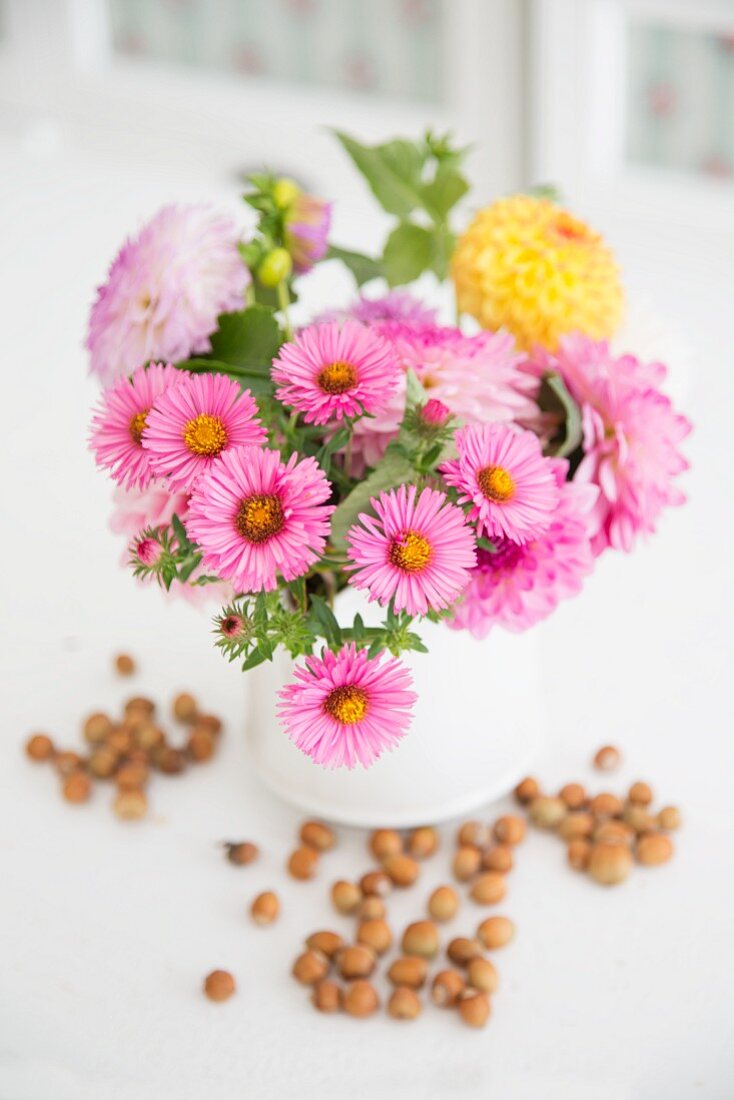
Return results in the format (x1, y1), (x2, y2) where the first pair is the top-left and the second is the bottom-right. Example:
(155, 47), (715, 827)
(2, 3), (734, 1097)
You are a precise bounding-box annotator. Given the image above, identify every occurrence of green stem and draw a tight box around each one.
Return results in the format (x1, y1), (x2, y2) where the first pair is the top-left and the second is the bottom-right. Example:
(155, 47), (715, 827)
(277, 280), (293, 341)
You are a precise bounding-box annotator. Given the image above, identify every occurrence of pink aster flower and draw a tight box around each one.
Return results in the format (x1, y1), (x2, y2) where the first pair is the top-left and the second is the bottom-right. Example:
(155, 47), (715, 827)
(441, 423), (560, 544)
(271, 321), (401, 425)
(87, 205), (250, 387)
(284, 191), (332, 273)
(346, 485), (476, 616)
(314, 291), (438, 327)
(89, 362), (181, 489)
(450, 462), (598, 636)
(277, 643), (417, 769)
(186, 445), (334, 592)
(142, 372), (265, 492)
(535, 334), (691, 554)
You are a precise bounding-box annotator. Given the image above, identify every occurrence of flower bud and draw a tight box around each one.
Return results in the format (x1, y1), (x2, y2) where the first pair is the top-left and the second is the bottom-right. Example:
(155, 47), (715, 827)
(258, 247), (293, 287)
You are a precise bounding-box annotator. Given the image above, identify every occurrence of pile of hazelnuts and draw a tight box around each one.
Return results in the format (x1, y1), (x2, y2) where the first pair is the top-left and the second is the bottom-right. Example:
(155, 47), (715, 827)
(24, 654), (223, 820)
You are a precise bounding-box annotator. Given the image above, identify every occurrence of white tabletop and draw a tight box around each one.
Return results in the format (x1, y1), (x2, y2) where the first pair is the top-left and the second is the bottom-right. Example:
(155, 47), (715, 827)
(1, 139), (733, 1100)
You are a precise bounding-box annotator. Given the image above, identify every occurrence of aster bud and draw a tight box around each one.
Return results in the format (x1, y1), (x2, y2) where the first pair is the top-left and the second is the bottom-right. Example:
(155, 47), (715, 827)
(258, 247), (293, 288)
(273, 177), (301, 210)
(419, 399), (451, 428)
(133, 534), (164, 567)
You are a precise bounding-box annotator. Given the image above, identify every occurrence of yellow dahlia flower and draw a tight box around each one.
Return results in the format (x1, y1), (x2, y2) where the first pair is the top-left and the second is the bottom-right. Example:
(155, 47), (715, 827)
(451, 195), (623, 351)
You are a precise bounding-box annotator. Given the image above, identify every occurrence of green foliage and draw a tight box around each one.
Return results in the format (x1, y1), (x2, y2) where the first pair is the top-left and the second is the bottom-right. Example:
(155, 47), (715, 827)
(325, 245), (383, 287)
(538, 371), (583, 458)
(177, 305), (282, 396)
(383, 223), (434, 287)
(329, 446), (415, 553)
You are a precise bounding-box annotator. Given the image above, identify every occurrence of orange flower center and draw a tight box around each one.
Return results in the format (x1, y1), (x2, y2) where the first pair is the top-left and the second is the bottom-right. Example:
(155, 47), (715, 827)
(477, 465), (515, 503)
(235, 494), (285, 543)
(388, 530), (432, 573)
(317, 360), (358, 395)
(129, 410), (148, 445)
(183, 413), (228, 456)
(323, 684), (369, 725)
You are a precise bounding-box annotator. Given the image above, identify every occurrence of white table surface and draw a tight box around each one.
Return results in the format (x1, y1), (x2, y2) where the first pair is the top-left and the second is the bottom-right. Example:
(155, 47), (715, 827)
(1, 138), (733, 1100)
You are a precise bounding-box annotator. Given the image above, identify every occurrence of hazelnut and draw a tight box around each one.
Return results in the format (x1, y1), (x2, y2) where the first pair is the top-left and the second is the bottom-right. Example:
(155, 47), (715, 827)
(115, 761), (149, 790)
(447, 937), (483, 966)
(153, 746), (187, 775)
(356, 896), (386, 921)
(356, 919), (392, 955)
(401, 920), (439, 959)
(657, 805), (681, 831)
(593, 820), (633, 845)
(359, 870), (392, 897)
(172, 692), (198, 723)
(134, 722), (165, 751)
(559, 782), (587, 810)
(369, 828), (402, 860)
(467, 956), (499, 994)
(299, 820), (336, 852)
(203, 969), (235, 1002)
(493, 815), (526, 846)
(382, 853), (420, 887)
(62, 771), (92, 803)
(387, 956), (428, 989)
(293, 949), (329, 985)
(388, 986), (422, 1020)
(87, 746), (119, 779)
(187, 727), (216, 763)
(225, 841), (259, 866)
(113, 789), (147, 821)
(528, 796), (567, 829)
(106, 729), (134, 755)
(514, 776), (541, 803)
(567, 839), (592, 871)
(25, 733), (54, 761)
(196, 714), (222, 735)
(628, 781), (654, 806)
(311, 979), (341, 1013)
(458, 989), (491, 1028)
(251, 891), (279, 926)
(453, 845), (482, 881)
(55, 751), (83, 778)
(331, 880), (361, 914)
(431, 969), (465, 1007)
(482, 845), (514, 873)
(477, 915), (515, 950)
(623, 804), (657, 834)
(288, 846), (319, 881)
(557, 811), (595, 841)
(306, 930), (343, 958)
(593, 745), (621, 771)
(114, 653), (136, 676)
(407, 826), (439, 859)
(470, 872), (507, 906)
(587, 841), (633, 885)
(343, 980), (379, 1018)
(124, 696), (155, 718)
(82, 713), (112, 745)
(337, 945), (376, 980)
(636, 833), (674, 866)
(457, 821), (490, 848)
(589, 793), (624, 818)
(428, 885), (459, 922)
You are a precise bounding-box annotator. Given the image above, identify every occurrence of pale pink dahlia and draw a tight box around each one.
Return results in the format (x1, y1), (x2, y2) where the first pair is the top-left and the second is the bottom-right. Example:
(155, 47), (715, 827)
(87, 205), (249, 387)
(284, 192), (332, 274)
(89, 362), (181, 489)
(449, 462), (598, 636)
(142, 372), (265, 492)
(277, 643), (417, 769)
(186, 445), (334, 593)
(271, 321), (401, 425)
(536, 334), (691, 553)
(346, 485), (476, 616)
(315, 291), (438, 327)
(441, 423), (560, 544)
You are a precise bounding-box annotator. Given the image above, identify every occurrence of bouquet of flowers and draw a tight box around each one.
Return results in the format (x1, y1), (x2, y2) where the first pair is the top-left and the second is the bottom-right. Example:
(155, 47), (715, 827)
(87, 132), (690, 770)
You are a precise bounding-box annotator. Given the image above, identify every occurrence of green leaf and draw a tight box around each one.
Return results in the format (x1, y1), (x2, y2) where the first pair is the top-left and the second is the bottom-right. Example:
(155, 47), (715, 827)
(208, 305), (283, 372)
(334, 132), (431, 219)
(330, 444), (415, 552)
(308, 595), (343, 646)
(180, 358), (275, 397)
(170, 514), (194, 554)
(538, 371), (583, 458)
(421, 163), (468, 220)
(383, 223), (434, 287)
(326, 244), (383, 287)
(429, 223), (456, 281)
(242, 650), (267, 672)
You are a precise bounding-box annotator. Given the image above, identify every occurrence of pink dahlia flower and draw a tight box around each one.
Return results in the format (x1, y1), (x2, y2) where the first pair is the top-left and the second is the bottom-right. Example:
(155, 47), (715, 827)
(271, 321), (401, 425)
(449, 461), (598, 636)
(346, 485), (476, 616)
(87, 205), (249, 387)
(315, 291), (438, 327)
(284, 192), (331, 274)
(89, 362), (181, 489)
(142, 372), (265, 492)
(441, 423), (560, 544)
(277, 643), (417, 769)
(536, 334), (691, 553)
(186, 445), (334, 593)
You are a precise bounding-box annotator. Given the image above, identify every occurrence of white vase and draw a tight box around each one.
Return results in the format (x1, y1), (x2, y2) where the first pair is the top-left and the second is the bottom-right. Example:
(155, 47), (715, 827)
(245, 589), (544, 827)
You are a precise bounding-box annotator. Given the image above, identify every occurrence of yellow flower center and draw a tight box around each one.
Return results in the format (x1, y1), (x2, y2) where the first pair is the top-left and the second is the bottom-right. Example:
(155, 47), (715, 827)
(235, 494), (285, 544)
(317, 360), (358, 395)
(477, 465), (516, 503)
(323, 684), (369, 725)
(129, 410), (148, 445)
(388, 530), (432, 573)
(183, 413), (228, 456)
